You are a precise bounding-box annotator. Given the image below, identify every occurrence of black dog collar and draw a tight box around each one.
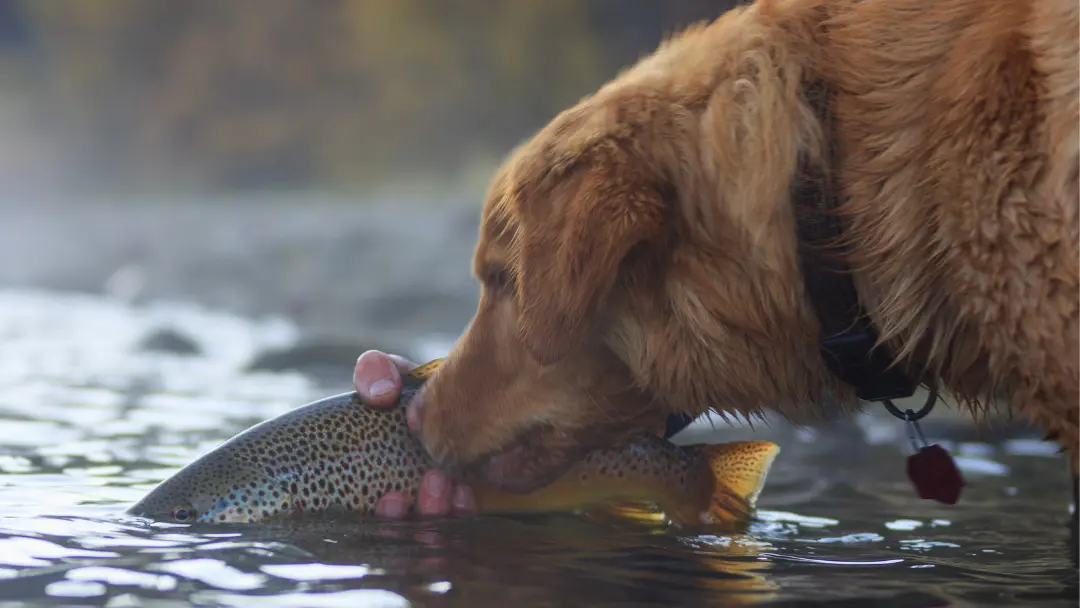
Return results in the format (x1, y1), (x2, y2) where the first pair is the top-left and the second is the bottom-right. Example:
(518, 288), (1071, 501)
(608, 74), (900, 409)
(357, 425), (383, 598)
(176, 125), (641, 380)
(792, 80), (920, 408)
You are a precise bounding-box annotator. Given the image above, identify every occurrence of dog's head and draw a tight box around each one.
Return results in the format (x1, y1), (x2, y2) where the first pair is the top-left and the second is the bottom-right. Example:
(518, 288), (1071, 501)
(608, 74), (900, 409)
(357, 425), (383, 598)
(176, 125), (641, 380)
(409, 3), (834, 492)
(410, 101), (684, 491)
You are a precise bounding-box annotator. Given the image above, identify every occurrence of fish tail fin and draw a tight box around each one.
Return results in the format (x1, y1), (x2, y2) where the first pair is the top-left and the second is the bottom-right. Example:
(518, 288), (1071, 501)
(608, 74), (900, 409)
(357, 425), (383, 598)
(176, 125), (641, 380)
(698, 441), (780, 524)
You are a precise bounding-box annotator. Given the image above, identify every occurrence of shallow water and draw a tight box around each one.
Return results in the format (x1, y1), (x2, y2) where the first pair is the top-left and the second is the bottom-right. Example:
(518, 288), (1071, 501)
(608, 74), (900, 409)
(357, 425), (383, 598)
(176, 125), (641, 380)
(0, 288), (1074, 607)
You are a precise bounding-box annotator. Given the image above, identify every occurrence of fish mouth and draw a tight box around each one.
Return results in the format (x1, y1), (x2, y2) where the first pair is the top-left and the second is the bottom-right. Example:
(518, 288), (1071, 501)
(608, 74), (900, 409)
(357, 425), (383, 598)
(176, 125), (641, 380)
(466, 424), (585, 494)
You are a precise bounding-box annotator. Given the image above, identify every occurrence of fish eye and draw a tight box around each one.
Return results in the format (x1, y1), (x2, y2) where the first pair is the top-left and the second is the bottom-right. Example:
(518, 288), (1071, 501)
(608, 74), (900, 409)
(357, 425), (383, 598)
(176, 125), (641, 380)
(171, 506), (196, 522)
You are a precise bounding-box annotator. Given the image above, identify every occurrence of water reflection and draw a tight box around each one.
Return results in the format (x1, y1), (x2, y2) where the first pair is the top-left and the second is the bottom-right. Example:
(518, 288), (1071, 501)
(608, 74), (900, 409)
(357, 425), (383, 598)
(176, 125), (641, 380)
(0, 289), (1074, 606)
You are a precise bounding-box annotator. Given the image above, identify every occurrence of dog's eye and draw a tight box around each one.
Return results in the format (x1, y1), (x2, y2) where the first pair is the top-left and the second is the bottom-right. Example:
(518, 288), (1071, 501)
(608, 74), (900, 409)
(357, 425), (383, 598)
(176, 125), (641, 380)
(486, 269), (513, 292)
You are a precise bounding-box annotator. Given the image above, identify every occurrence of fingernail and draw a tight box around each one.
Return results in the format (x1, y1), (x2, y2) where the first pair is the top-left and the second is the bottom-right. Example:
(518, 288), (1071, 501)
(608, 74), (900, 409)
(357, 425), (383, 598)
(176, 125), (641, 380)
(379, 495), (408, 519)
(369, 379), (395, 398)
(424, 472), (446, 498)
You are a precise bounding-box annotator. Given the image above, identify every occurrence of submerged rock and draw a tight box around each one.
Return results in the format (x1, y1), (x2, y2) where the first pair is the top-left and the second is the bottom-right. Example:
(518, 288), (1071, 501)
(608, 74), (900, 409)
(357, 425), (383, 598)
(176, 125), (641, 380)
(137, 327), (202, 356)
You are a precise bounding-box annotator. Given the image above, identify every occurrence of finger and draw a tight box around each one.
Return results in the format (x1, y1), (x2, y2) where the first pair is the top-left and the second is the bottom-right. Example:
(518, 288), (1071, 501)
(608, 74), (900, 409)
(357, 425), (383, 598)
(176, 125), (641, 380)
(416, 470), (452, 517)
(406, 396), (424, 434)
(374, 491), (411, 519)
(386, 353), (418, 373)
(354, 350), (405, 407)
(451, 484), (477, 515)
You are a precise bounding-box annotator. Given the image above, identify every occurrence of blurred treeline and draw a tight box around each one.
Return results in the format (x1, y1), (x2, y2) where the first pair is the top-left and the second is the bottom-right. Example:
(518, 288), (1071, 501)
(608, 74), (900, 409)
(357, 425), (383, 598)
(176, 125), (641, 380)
(0, 0), (737, 198)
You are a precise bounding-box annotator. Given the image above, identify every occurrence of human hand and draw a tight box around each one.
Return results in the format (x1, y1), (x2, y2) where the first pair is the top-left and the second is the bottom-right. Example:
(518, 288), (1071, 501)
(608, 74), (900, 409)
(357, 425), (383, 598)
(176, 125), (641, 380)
(353, 350), (477, 519)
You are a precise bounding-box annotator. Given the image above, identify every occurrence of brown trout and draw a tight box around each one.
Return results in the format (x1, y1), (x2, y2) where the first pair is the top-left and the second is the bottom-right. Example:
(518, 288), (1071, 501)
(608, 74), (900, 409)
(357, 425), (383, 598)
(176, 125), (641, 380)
(128, 360), (780, 527)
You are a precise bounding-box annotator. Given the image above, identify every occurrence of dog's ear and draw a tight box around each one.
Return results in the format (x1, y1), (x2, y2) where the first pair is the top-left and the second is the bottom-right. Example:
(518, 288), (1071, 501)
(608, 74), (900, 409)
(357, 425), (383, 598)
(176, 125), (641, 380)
(516, 154), (667, 366)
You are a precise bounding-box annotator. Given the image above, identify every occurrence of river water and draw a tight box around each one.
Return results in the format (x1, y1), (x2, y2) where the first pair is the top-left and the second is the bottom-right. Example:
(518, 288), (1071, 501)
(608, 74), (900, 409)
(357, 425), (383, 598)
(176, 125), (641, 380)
(0, 288), (1074, 607)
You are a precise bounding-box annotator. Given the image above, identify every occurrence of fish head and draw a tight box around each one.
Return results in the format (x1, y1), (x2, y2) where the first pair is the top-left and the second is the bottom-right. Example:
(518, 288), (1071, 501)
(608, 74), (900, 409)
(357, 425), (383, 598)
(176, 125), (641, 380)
(127, 391), (429, 525)
(126, 394), (358, 524)
(127, 444), (293, 524)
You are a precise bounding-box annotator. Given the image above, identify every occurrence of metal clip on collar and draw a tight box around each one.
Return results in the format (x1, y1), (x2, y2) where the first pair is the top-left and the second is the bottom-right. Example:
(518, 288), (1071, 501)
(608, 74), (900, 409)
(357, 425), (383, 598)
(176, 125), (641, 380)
(881, 386), (939, 451)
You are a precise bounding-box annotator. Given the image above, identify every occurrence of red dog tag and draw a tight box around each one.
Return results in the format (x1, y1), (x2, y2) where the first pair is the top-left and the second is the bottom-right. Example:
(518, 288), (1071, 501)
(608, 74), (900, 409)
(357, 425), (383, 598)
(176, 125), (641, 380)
(907, 444), (965, 505)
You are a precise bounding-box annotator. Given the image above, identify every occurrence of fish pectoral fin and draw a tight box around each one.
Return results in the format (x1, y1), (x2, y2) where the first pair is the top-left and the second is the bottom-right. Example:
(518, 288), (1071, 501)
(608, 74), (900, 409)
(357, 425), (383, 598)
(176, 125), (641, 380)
(585, 502), (667, 525)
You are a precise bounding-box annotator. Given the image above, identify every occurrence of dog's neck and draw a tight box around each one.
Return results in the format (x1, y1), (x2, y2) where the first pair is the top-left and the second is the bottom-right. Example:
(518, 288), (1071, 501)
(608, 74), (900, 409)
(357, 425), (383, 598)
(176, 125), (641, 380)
(591, 2), (845, 423)
(601, 0), (936, 423)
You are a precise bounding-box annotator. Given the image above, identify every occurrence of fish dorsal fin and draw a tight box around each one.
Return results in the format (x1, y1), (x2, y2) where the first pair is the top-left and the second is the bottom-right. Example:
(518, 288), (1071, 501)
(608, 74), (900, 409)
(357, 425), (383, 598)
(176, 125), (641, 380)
(403, 358), (446, 387)
(697, 440), (780, 509)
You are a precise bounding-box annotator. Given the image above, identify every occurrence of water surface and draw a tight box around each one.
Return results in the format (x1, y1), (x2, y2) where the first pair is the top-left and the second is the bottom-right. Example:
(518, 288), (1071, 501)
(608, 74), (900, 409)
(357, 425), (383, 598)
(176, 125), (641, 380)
(0, 289), (1074, 607)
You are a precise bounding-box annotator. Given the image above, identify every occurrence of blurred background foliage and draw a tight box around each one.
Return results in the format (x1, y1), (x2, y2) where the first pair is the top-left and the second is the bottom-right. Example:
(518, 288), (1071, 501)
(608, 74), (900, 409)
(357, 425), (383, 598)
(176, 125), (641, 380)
(0, 0), (738, 198)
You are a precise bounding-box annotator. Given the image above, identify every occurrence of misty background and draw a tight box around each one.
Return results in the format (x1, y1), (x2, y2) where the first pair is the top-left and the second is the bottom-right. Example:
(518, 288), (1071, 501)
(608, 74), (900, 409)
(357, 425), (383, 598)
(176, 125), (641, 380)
(0, 0), (740, 382)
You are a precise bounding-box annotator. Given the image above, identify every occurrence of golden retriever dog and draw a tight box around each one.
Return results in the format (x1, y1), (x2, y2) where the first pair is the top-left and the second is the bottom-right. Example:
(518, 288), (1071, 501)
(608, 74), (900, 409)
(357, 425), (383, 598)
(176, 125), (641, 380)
(407, 0), (1079, 494)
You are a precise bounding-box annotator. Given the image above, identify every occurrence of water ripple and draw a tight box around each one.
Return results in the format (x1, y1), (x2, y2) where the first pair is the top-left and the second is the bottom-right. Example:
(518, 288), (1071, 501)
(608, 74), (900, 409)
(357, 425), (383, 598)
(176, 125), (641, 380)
(0, 289), (1072, 606)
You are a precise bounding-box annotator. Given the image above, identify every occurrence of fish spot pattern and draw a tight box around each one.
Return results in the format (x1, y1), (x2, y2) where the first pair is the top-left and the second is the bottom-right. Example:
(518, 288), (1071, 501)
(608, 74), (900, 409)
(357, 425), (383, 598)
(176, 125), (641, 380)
(571, 438), (695, 490)
(132, 389), (431, 524)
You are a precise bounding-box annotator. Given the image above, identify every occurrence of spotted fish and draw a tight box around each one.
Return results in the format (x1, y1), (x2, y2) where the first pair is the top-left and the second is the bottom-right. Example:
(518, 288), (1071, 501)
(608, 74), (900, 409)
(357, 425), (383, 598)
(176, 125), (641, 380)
(128, 359), (780, 527)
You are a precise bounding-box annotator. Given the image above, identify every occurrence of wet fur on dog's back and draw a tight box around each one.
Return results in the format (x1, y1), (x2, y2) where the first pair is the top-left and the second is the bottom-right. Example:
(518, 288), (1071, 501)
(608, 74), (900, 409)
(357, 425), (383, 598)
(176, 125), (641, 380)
(412, 0), (1079, 491)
